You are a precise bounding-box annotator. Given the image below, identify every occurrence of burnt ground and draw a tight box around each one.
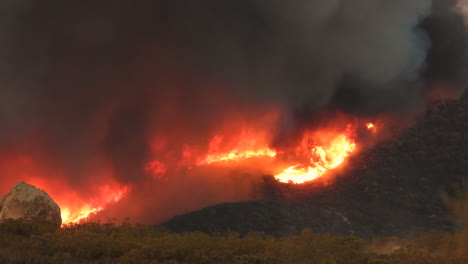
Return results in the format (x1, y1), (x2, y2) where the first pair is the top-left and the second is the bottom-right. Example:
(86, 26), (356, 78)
(163, 94), (468, 238)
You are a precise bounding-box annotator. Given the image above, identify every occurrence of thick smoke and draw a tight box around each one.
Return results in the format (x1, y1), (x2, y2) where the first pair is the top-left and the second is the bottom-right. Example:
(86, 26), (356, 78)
(0, 0), (467, 223)
(177, 1), (433, 112)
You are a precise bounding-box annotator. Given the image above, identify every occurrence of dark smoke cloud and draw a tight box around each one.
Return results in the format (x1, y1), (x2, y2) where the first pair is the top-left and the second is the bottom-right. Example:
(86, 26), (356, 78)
(0, 0), (467, 222)
(422, 0), (468, 92)
(176, 1), (433, 112)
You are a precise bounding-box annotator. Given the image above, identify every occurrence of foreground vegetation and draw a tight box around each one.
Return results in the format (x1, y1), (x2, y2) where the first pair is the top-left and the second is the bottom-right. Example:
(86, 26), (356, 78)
(0, 218), (466, 264)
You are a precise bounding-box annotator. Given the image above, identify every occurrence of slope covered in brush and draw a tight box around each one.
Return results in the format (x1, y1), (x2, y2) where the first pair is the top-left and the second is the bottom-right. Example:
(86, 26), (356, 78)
(164, 94), (468, 237)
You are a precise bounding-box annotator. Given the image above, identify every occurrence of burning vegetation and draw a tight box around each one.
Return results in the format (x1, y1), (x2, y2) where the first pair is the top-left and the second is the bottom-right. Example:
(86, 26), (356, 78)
(1, 115), (383, 225)
(60, 185), (130, 225)
(0, 0), (467, 227)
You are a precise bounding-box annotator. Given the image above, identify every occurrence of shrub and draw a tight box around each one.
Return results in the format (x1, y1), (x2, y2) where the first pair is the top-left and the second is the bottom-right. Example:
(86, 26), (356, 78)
(0, 218), (466, 264)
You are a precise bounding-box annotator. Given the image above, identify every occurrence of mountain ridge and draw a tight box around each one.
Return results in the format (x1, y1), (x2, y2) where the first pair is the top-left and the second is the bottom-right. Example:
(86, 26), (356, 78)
(164, 94), (468, 237)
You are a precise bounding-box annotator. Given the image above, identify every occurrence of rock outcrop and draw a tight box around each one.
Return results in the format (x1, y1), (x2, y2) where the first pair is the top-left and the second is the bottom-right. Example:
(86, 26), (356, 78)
(0, 181), (61, 227)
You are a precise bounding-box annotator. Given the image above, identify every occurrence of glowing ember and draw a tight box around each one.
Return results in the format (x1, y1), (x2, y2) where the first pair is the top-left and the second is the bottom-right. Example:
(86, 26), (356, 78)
(366, 123), (377, 132)
(197, 134), (276, 165)
(274, 125), (357, 184)
(60, 185), (130, 225)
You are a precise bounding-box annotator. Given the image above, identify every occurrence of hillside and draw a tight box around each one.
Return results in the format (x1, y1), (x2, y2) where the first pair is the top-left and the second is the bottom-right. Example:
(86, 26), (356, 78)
(164, 94), (468, 237)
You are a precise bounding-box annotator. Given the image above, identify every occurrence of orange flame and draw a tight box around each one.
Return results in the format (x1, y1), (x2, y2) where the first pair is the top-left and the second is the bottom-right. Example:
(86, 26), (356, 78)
(366, 122), (377, 132)
(274, 125), (357, 184)
(60, 185), (130, 225)
(146, 120), (376, 185)
(197, 134), (276, 165)
(0, 156), (131, 226)
(198, 148), (277, 165)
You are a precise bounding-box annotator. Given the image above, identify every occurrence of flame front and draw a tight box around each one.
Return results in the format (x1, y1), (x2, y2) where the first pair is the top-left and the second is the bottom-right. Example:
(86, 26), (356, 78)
(197, 133), (277, 166)
(0, 115), (377, 228)
(0, 156), (131, 226)
(146, 121), (373, 185)
(60, 185), (130, 225)
(198, 148), (277, 165)
(61, 206), (101, 226)
(274, 128), (357, 184)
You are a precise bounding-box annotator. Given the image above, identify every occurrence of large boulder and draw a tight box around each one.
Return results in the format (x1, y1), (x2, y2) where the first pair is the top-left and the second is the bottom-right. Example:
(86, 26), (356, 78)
(0, 181), (61, 227)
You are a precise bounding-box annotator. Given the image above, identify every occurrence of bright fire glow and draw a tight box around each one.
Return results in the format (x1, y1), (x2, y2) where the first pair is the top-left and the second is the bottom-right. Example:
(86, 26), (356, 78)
(0, 156), (131, 226)
(366, 122), (377, 132)
(60, 185), (130, 225)
(147, 121), (376, 186)
(199, 148), (277, 165)
(274, 126), (357, 184)
(197, 134), (277, 165)
(0, 115), (377, 230)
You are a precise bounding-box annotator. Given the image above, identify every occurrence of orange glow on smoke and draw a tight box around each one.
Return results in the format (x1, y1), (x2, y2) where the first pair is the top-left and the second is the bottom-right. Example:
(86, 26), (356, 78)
(274, 125), (357, 184)
(0, 156), (131, 226)
(145, 120), (374, 185)
(0, 110), (378, 228)
(145, 160), (168, 180)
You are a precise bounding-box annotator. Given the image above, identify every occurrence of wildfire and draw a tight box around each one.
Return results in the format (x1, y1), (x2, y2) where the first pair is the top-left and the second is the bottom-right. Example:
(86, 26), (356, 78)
(60, 185), (130, 225)
(366, 122), (377, 132)
(0, 115), (378, 229)
(148, 121), (373, 185)
(197, 134), (277, 165)
(61, 206), (101, 226)
(274, 125), (357, 184)
(198, 148), (277, 165)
